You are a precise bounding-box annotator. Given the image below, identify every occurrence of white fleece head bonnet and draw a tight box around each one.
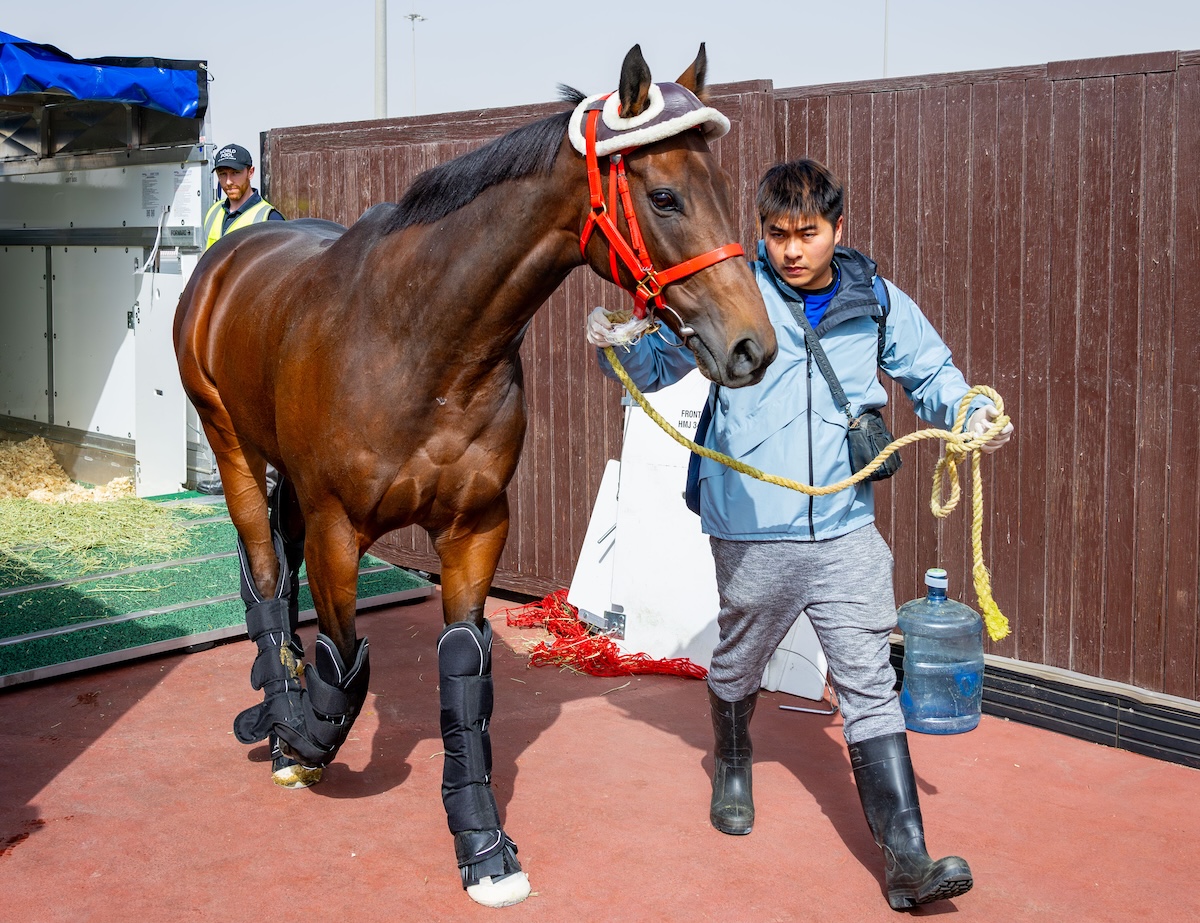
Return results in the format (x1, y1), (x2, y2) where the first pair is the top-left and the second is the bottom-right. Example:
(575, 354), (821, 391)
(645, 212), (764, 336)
(568, 82), (731, 157)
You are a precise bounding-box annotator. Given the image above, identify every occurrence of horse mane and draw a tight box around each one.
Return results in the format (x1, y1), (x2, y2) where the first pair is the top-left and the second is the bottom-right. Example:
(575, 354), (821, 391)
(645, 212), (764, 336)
(384, 86), (588, 234)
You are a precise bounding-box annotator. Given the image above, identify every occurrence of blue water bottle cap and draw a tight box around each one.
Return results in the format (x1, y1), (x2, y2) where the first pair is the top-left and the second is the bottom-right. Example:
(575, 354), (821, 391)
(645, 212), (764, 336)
(924, 568), (949, 589)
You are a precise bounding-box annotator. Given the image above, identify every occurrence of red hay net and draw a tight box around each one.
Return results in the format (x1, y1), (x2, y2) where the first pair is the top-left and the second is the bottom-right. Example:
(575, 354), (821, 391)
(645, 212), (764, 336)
(500, 589), (708, 680)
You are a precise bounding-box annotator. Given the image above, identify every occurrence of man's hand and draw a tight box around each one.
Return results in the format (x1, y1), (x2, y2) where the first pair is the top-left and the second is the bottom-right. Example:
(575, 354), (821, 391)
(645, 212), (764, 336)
(585, 305), (616, 347)
(585, 305), (648, 347)
(967, 405), (1014, 454)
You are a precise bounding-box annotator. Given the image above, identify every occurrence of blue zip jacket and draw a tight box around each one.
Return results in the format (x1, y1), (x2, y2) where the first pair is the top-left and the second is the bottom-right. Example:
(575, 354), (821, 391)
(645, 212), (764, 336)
(597, 243), (992, 541)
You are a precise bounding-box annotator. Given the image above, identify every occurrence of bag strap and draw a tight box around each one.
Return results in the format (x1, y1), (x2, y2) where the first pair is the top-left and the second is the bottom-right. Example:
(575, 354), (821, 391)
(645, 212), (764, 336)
(789, 302), (856, 422)
(762, 269), (855, 421)
(871, 274), (890, 365)
(761, 263), (894, 420)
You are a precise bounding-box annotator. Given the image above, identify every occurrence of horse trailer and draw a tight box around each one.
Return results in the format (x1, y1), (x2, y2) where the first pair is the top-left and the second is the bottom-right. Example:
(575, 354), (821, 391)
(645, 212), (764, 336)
(0, 31), (214, 496)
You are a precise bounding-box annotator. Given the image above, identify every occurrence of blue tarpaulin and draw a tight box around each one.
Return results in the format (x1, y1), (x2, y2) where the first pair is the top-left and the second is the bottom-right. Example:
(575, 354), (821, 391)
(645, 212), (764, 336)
(0, 30), (206, 119)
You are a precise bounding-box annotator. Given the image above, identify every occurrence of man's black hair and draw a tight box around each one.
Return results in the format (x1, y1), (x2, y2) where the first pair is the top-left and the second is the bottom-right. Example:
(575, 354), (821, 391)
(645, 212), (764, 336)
(756, 158), (844, 227)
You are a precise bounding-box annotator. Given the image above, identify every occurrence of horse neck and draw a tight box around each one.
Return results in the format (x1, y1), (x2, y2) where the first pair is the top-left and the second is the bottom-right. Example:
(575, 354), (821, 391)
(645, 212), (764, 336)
(377, 154), (589, 361)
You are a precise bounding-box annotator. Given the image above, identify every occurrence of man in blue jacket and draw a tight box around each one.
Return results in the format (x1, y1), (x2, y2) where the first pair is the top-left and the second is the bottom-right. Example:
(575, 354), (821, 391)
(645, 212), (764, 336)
(588, 159), (1011, 910)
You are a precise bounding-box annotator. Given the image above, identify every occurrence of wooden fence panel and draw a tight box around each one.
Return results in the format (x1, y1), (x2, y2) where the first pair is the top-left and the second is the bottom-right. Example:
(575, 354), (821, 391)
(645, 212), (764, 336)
(992, 78), (1026, 662)
(1133, 70), (1173, 691)
(1099, 74), (1138, 683)
(1166, 62), (1200, 698)
(1017, 76), (1053, 668)
(968, 80), (1000, 647)
(913, 85), (950, 607)
(1044, 77), (1082, 672)
(937, 81), (976, 599)
(1072, 76), (1114, 680)
(886, 88), (922, 577)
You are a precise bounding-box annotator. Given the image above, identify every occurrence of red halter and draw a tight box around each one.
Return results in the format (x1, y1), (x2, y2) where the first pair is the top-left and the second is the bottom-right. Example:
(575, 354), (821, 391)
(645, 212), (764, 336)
(577, 105), (744, 321)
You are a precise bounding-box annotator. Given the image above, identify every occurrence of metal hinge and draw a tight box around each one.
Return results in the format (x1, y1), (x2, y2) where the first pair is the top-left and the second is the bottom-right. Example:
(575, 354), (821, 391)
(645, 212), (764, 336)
(600, 609), (626, 639)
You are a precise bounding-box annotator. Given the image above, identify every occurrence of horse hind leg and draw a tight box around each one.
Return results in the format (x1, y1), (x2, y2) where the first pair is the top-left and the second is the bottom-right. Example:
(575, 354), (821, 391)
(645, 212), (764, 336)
(214, 440), (317, 787)
(266, 477), (321, 788)
(268, 476), (305, 630)
(230, 518), (321, 789)
(273, 508), (371, 770)
(189, 383), (319, 785)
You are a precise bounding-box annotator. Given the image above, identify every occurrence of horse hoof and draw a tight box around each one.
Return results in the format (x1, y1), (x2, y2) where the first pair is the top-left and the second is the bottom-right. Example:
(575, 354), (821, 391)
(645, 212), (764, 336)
(270, 732), (323, 788)
(272, 763), (323, 789)
(466, 871), (531, 908)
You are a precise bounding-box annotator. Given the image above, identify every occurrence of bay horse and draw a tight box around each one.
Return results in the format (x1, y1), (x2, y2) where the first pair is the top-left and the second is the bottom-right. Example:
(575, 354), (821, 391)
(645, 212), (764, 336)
(174, 43), (777, 907)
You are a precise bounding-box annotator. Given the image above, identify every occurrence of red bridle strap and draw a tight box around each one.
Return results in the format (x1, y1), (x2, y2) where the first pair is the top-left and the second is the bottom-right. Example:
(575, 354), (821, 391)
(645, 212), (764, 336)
(577, 106), (744, 320)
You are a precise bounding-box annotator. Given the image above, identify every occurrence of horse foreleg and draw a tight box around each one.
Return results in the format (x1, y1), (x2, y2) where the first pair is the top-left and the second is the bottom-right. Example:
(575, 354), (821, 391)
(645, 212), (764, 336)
(273, 509), (371, 770)
(433, 495), (531, 908)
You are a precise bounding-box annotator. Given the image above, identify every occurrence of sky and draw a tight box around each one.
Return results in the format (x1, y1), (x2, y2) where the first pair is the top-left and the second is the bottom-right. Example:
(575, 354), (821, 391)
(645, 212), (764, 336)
(6, 0), (1200, 160)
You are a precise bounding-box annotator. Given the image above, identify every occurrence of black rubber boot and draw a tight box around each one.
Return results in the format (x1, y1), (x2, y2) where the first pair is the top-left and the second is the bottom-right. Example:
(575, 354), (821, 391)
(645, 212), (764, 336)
(709, 686), (757, 835)
(849, 732), (974, 910)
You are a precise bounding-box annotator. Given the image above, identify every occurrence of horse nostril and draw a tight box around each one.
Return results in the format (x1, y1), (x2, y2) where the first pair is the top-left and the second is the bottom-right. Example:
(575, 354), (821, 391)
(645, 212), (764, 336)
(727, 336), (766, 383)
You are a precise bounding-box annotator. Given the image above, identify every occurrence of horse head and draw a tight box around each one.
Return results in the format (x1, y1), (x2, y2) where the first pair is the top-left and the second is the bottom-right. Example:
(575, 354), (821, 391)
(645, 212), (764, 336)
(572, 44), (777, 387)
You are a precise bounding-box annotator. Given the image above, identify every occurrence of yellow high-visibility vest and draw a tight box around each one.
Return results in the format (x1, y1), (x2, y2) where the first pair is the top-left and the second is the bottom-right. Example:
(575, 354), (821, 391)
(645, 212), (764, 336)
(203, 197), (277, 249)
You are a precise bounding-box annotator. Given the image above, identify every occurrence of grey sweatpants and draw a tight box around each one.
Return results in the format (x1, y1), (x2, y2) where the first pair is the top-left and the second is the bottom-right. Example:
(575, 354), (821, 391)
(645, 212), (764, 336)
(707, 524), (906, 744)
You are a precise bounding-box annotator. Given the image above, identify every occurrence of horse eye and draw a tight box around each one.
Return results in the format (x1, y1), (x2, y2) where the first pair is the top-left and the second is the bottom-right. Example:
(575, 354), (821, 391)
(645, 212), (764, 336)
(649, 190), (679, 212)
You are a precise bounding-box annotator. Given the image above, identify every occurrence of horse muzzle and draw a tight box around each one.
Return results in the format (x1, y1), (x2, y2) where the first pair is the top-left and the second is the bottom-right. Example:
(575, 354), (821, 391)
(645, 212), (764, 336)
(722, 332), (775, 387)
(685, 318), (776, 389)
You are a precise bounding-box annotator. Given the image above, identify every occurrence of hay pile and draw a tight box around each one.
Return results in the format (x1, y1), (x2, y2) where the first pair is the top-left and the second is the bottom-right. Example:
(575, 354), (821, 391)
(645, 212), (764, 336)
(0, 437), (134, 502)
(0, 437), (187, 571)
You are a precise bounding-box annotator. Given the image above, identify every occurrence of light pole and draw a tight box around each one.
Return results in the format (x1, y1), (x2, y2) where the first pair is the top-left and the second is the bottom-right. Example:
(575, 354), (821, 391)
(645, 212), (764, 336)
(882, 0), (889, 78)
(375, 0), (388, 118)
(405, 13), (426, 115)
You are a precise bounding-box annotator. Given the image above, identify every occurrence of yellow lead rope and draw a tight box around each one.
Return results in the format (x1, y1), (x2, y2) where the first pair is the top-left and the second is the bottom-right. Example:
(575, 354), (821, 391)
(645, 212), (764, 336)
(602, 346), (1012, 641)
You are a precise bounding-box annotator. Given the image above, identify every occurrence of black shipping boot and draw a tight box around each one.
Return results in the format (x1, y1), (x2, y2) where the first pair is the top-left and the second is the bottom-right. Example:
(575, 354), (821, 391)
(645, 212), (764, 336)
(275, 632), (370, 767)
(849, 732), (973, 910)
(438, 620), (529, 908)
(231, 534), (305, 748)
(709, 686), (758, 835)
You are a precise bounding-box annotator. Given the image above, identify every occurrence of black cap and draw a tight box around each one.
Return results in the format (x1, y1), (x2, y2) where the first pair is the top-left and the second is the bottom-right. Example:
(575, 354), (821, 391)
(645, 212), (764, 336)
(212, 143), (253, 171)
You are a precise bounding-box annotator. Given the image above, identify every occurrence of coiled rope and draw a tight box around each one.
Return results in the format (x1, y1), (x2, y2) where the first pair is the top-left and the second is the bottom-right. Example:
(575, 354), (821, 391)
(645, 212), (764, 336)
(602, 346), (1012, 642)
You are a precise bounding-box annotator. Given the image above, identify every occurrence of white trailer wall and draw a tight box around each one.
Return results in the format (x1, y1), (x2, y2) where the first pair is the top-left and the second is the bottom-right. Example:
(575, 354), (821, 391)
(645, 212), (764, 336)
(0, 152), (210, 495)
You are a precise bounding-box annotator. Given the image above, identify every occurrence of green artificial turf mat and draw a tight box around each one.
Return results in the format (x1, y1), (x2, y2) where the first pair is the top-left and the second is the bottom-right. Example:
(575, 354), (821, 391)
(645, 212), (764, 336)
(0, 565), (427, 678)
(0, 492), (433, 684)
(1, 554), (245, 636)
(0, 518), (235, 590)
(0, 549), (404, 637)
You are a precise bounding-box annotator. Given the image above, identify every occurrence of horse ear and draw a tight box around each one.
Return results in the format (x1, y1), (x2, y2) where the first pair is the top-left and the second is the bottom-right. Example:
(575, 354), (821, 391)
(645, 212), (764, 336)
(618, 44), (653, 118)
(676, 43), (709, 99)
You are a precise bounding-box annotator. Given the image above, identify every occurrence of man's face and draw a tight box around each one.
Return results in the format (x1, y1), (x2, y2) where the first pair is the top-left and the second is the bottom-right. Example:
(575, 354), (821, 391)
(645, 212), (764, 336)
(215, 165), (254, 207)
(762, 212), (844, 291)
